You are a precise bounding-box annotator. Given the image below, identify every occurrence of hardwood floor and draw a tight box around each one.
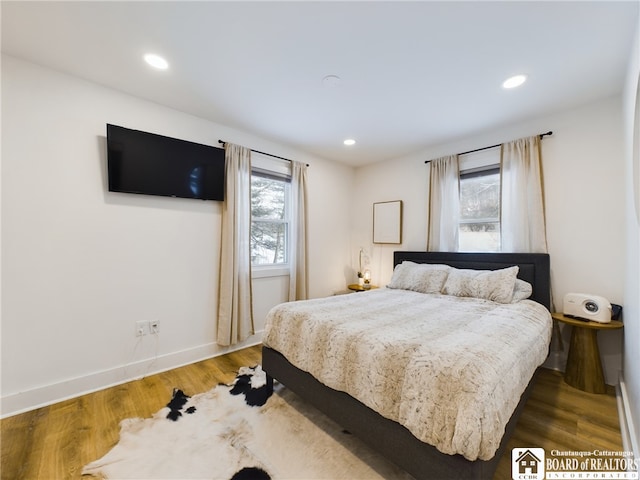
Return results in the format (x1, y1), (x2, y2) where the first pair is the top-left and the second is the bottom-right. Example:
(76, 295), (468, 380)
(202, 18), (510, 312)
(1, 346), (262, 480)
(1, 346), (622, 480)
(494, 369), (623, 479)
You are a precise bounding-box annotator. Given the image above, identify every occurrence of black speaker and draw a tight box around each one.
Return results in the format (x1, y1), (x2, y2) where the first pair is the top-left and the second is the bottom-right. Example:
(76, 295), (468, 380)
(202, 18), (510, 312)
(611, 304), (623, 321)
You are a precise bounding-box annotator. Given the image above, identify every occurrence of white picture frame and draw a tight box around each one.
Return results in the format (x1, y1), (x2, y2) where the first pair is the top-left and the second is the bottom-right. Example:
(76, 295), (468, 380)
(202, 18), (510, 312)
(373, 200), (403, 244)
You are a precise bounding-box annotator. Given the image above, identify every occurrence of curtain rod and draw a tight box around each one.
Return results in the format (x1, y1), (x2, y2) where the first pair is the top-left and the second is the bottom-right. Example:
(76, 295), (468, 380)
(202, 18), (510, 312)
(424, 131), (553, 164)
(218, 140), (309, 167)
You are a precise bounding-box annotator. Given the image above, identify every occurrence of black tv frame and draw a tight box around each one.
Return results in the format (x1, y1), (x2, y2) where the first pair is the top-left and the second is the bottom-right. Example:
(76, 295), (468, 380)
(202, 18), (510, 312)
(107, 124), (225, 201)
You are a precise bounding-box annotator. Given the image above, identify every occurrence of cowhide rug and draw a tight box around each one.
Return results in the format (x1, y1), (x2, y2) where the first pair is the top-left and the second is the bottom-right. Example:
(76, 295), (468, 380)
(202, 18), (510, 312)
(82, 366), (414, 479)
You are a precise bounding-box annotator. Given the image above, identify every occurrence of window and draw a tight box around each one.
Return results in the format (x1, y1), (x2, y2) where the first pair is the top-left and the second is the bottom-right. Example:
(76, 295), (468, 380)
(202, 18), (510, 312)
(458, 148), (501, 252)
(250, 166), (290, 267)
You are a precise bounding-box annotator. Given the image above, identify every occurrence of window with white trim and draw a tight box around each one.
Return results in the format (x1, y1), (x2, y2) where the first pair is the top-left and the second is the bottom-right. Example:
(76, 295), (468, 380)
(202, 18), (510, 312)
(458, 147), (501, 252)
(250, 154), (291, 267)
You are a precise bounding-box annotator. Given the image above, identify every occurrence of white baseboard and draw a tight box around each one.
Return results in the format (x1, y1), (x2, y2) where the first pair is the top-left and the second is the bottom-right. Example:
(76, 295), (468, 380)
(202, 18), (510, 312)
(0, 332), (263, 419)
(618, 372), (639, 462)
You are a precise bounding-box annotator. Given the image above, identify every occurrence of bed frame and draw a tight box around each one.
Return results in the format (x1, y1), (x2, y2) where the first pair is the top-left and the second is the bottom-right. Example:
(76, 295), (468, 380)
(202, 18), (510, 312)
(262, 251), (551, 480)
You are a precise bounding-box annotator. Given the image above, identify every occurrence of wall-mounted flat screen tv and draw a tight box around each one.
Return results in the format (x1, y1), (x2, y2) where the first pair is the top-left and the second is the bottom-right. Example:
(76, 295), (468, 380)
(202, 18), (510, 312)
(107, 124), (225, 201)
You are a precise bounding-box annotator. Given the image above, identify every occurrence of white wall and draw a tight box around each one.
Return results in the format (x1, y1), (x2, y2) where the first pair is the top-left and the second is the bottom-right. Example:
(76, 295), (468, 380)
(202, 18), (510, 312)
(352, 96), (626, 385)
(1, 55), (354, 416)
(621, 16), (640, 457)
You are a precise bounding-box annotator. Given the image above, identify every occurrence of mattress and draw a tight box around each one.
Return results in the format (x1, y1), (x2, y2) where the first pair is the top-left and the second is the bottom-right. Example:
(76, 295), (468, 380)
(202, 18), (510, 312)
(262, 288), (552, 461)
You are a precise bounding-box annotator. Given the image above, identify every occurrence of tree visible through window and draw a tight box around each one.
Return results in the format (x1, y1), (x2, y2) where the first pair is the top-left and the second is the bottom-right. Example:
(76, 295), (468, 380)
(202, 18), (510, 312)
(251, 174), (289, 265)
(458, 167), (501, 252)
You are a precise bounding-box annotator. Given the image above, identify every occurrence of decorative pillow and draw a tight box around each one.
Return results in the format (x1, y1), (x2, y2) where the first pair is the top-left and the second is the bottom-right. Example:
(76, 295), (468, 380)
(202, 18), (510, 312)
(387, 261), (451, 294)
(511, 279), (533, 303)
(442, 266), (519, 304)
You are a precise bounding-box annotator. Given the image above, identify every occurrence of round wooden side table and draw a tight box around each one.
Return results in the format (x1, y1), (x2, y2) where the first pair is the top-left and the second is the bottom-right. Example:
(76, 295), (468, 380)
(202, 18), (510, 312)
(347, 284), (377, 292)
(551, 312), (623, 394)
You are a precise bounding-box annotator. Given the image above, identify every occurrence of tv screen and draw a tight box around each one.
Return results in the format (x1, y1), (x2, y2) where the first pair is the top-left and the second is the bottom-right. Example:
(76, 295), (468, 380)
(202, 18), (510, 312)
(107, 124), (225, 201)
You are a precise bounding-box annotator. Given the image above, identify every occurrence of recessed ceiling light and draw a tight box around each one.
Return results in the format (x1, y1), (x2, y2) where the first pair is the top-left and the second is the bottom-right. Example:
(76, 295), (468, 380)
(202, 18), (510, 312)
(144, 53), (169, 70)
(322, 75), (342, 88)
(502, 74), (527, 89)
(344, 139), (356, 146)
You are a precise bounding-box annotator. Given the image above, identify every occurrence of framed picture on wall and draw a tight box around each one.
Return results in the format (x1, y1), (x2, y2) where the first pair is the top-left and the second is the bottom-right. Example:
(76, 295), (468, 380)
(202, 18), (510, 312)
(373, 200), (403, 244)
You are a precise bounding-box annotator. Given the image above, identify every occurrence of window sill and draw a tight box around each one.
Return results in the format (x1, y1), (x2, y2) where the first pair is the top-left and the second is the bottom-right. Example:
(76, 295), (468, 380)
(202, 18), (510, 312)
(252, 266), (290, 279)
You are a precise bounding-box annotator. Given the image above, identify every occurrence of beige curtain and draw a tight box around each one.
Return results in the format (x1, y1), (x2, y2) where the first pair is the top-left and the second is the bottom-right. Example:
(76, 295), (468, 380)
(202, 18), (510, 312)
(288, 161), (309, 301)
(501, 136), (548, 253)
(217, 143), (254, 346)
(427, 155), (460, 251)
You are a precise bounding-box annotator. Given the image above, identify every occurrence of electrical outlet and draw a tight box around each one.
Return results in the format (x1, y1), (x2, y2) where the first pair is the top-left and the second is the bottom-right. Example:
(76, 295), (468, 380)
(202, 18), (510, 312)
(135, 320), (150, 337)
(150, 320), (160, 334)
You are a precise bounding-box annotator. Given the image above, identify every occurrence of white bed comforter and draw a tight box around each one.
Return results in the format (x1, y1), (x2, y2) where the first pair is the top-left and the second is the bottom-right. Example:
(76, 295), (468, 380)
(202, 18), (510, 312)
(263, 288), (552, 461)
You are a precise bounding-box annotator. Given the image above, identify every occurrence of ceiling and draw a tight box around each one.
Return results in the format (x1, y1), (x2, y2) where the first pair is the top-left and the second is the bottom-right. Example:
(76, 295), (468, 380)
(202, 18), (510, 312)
(2, 1), (638, 167)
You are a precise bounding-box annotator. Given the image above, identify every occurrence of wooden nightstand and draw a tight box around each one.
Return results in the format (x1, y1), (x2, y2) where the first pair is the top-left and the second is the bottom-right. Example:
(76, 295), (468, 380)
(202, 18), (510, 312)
(347, 284), (378, 292)
(551, 312), (623, 394)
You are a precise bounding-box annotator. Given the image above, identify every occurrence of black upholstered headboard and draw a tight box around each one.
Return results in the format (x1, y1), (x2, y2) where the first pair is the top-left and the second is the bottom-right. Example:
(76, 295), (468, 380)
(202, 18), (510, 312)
(393, 251), (551, 310)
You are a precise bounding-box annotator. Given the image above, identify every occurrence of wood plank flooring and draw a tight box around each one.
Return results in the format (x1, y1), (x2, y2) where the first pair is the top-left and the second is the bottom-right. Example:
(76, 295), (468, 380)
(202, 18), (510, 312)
(1, 346), (262, 480)
(1, 345), (622, 480)
(494, 368), (622, 479)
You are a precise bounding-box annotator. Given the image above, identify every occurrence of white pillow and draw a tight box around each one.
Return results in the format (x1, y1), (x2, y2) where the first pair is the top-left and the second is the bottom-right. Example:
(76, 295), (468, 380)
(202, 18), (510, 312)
(387, 261), (451, 294)
(511, 279), (533, 303)
(442, 266), (519, 304)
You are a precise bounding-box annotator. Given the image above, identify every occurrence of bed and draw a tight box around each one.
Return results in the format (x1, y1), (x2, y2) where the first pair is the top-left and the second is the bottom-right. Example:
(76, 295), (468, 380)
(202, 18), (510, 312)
(262, 251), (552, 479)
